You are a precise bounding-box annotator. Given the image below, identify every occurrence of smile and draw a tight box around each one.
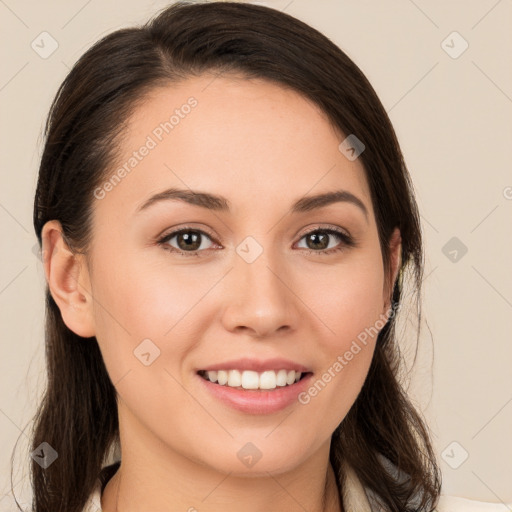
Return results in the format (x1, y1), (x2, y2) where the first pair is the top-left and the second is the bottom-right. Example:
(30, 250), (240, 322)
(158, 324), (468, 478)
(198, 369), (308, 390)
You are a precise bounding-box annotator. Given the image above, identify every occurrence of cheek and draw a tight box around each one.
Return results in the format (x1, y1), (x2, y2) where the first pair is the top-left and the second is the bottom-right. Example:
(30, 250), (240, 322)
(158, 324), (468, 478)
(89, 248), (214, 374)
(309, 255), (385, 346)
(297, 255), (385, 414)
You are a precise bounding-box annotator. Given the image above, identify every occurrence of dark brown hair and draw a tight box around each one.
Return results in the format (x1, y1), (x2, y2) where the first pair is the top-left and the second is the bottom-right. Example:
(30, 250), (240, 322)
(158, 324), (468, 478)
(23, 1), (441, 510)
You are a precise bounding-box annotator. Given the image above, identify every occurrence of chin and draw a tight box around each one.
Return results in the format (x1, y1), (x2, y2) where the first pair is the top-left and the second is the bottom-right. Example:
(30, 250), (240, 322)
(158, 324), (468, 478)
(199, 443), (310, 477)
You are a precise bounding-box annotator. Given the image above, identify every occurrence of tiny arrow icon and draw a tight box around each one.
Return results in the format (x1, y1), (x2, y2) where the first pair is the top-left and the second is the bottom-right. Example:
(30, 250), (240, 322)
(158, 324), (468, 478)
(237, 441), (262, 467)
(35, 39), (45, 48)
(236, 237), (263, 263)
(442, 237), (467, 263)
(339, 134), (365, 161)
(441, 32), (468, 59)
(31, 442), (58, 468)
(441, 441), (468, 468)
(134, 339), (160, 366)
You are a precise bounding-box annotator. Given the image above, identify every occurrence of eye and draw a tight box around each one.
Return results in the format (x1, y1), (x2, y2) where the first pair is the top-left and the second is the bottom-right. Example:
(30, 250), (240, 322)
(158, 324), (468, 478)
(295, 227), (355, 255)
(158, 227), (217, 257)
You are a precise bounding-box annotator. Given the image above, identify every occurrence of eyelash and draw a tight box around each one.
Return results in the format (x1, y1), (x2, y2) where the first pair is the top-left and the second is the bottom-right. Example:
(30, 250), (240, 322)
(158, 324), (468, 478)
(156, 225), (356, 258)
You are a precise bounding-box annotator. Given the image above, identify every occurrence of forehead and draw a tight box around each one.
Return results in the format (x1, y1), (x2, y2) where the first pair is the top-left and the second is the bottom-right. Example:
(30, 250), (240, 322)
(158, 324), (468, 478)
(94, 73), (373, 222)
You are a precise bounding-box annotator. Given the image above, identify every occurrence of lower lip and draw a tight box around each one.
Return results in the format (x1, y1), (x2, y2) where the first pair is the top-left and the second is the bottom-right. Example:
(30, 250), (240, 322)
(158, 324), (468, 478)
(196, 372), (313, 415)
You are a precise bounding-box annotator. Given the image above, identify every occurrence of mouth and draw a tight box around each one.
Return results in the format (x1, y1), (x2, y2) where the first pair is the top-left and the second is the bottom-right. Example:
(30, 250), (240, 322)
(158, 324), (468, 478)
(197, 369), (312, 391)
(196, 367), (314, 414)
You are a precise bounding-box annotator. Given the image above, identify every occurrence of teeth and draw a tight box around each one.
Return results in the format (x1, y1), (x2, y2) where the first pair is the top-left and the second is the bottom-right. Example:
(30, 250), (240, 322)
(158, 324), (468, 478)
(276, 369), (288, 387)
(227, 369), (242, 387)
(217, 370), (228, 385)
(241, 370), (260, 389)
(203, 369), (303, 390)
(259, 370), (276, 389)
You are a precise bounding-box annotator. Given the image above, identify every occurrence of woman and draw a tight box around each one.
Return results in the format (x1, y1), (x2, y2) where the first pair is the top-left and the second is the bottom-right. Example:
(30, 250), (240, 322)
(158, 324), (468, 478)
(30, 1), (442, 511)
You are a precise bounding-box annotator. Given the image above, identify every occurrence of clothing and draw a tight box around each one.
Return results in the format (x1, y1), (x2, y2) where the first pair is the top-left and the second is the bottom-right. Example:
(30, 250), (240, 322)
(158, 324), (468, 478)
(82, 460), (510, 512)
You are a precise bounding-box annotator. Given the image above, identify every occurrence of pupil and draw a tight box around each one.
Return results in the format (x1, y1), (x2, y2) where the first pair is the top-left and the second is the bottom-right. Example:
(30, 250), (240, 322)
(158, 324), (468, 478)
(179, 232), (200, 251)
(309, 232), (328, 250)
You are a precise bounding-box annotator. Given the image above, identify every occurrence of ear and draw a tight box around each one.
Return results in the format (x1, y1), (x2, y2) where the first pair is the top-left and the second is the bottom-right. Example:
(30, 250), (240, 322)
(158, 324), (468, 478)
(382, 227), (402, 313)
(41, 220), (96, 338)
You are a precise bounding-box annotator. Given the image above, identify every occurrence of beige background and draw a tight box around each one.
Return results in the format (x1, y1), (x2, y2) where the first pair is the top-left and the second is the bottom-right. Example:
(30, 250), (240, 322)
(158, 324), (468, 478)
(1, 0), (511, 508)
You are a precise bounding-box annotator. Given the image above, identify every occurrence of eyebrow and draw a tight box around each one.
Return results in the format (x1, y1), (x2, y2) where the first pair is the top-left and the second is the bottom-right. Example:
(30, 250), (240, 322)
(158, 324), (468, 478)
(136, 187), (369, 220)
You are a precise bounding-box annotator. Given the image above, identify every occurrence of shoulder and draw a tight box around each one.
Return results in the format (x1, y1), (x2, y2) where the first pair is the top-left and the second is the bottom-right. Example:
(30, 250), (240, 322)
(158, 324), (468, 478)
(344, 454), (512, 512)
(435, 495), (512, 511)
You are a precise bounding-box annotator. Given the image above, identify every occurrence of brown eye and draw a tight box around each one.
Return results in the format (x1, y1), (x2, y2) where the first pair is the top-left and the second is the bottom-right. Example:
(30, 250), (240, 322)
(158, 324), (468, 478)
(159, 228), (216, 256)
(304, 232), (330, 250)
(296, 228), (354, 255)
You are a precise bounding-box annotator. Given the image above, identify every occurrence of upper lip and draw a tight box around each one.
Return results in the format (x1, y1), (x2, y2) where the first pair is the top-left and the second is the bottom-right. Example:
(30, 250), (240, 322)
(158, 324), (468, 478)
(198, 357), (312, 373)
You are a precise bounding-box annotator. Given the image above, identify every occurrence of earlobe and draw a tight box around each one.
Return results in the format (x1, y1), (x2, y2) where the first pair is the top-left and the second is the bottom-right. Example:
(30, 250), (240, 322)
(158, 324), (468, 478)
(41, 220), (96, 338)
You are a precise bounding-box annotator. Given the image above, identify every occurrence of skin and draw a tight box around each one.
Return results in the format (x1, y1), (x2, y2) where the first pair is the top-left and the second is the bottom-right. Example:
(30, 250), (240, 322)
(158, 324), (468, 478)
(42, 73), (401, 512)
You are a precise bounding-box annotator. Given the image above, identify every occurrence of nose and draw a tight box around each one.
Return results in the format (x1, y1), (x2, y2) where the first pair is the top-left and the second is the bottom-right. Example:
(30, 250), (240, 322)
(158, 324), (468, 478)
(220, 244), (300, 339)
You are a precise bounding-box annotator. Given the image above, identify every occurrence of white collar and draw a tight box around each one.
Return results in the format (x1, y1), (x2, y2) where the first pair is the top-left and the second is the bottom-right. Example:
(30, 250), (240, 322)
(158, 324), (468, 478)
(340, 459), (373, 511)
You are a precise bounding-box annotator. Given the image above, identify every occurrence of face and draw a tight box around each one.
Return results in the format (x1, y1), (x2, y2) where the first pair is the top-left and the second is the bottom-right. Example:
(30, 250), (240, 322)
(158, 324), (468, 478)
(47, 74), (400, 476)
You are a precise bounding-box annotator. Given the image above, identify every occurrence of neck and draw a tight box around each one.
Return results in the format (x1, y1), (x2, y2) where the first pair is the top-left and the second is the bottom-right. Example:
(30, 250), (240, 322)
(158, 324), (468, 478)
(101, 403), (343, 512)
(105, 465), (341, 512)
(102, 440), (342, 512)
